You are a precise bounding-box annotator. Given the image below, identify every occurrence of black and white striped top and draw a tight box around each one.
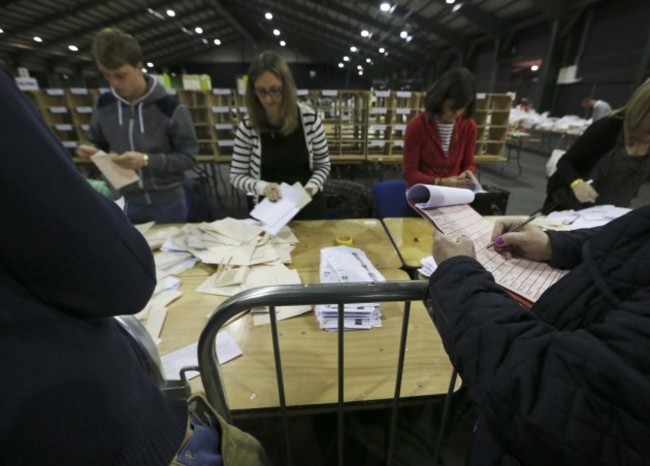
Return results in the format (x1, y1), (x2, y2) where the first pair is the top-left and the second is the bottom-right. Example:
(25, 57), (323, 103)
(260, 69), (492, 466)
(229, 103), (331, 196)
(437, 121), (455, 155)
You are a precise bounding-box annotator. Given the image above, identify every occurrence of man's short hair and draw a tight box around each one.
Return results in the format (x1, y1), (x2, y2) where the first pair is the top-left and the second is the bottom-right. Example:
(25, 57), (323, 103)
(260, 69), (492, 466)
(92, 27), (143, 69)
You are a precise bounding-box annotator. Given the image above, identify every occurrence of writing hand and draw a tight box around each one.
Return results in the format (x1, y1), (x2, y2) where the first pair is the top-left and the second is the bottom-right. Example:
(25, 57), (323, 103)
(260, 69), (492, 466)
(490, 219), (552, 261)
(572, 181), (598, 203)
(305, 186), (316, 197)
(440, 175), (475, 189)
(432, 229), (475, 264)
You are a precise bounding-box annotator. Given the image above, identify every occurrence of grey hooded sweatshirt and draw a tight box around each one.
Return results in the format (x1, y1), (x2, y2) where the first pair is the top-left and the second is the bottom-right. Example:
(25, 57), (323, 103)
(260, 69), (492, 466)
(87, 74), (198, 204)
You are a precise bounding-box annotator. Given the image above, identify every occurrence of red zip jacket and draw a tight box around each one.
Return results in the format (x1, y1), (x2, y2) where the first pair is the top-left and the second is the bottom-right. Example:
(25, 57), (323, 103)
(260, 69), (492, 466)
(403, 111), (477, 187)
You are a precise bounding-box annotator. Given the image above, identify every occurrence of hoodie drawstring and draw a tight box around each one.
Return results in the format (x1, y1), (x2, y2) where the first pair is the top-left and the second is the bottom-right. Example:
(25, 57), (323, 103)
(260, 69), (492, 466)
(138, 103), (145, 134)
(117, 103), (123, 127)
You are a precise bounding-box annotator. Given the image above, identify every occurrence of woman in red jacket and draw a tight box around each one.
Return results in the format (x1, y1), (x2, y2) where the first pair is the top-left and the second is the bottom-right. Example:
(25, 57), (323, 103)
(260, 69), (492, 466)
(403, 68), (479, 189)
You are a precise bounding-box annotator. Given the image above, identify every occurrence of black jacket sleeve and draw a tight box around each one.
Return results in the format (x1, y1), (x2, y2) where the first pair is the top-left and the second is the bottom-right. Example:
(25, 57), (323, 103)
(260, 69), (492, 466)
(553, 116), (622, 186)
(0, 70), (156, 318)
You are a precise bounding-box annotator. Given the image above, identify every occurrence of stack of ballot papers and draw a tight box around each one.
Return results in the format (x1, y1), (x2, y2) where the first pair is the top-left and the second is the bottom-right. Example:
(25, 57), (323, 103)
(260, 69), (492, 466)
(135, 275), (183, 343)
(249, 182), (312, 235)
(315, 246), (385, 331)
(540, 204), (631, 230)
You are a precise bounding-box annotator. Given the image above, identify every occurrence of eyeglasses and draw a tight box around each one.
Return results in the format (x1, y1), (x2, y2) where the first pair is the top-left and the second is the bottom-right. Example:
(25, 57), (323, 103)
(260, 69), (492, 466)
(255, 87), (283, 98)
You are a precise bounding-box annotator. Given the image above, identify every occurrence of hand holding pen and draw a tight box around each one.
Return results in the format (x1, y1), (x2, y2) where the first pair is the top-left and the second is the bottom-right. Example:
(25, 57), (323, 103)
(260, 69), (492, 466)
(572, 178), (597, 204)
(488, 216), (554, 262)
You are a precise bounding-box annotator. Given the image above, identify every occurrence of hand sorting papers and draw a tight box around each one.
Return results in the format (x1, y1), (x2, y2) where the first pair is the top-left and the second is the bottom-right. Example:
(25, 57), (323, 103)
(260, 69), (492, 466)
(89, 150), (140, 190)
(316, 246), (385, 331)
(250, 182), (312, 235)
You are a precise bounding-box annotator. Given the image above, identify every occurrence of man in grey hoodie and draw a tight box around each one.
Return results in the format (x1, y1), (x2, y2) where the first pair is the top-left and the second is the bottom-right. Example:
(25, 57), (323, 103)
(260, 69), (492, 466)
(77, 27), (198, 224)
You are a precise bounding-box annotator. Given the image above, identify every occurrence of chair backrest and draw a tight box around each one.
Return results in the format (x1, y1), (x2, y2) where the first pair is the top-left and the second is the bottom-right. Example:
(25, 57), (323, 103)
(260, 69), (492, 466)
(197, 281), (457, 466)
(323, 179), (371, 218)
(371, 179), (418, 218)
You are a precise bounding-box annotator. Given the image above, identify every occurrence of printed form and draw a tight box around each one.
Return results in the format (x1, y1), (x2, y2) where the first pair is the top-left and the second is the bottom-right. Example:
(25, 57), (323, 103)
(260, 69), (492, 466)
(422, 204), (568, 304)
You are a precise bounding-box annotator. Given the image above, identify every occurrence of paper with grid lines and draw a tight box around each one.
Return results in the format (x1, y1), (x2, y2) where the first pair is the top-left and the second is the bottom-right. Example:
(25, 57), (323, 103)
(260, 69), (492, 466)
(408, 185), (568, 306)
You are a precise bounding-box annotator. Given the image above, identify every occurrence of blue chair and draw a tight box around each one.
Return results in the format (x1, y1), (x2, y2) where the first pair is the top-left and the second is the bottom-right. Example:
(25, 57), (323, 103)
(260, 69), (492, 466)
(371, 180), (419, 218)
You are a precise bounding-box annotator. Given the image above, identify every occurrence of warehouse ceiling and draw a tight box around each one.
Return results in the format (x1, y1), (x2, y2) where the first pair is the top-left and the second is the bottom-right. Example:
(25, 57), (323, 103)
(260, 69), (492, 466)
(0, 0), (605, 77)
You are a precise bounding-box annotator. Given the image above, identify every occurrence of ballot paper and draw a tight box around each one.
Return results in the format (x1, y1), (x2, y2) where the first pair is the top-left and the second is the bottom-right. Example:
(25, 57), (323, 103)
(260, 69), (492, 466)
(545, 204), (631, 230)
(315, 246), (385, 331)
(250, 182), (312, 235)
(406, 183), (568, 307)
(160, 332), (242, 381)
(89, 150), (140, 190)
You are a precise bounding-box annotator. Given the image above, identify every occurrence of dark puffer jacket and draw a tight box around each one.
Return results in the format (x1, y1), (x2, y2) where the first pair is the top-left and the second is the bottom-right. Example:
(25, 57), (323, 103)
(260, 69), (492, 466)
(427, 206), (650, 465)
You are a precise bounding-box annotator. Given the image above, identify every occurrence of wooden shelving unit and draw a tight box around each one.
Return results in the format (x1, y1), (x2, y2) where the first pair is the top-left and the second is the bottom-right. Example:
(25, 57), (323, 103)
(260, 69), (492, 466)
(366, 90), (423, 164)
(24, 88), (507, 170)
(474, 93), (513, 165)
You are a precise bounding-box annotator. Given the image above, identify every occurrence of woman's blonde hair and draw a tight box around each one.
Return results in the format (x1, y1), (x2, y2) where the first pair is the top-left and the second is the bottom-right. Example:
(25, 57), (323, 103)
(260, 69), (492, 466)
(244, 51), (298, 135)
(620, 80), (650, 146)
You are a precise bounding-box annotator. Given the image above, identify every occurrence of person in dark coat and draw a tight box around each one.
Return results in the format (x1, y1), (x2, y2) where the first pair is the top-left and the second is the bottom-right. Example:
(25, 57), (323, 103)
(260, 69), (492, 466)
(427, 211), (650, 465)
(545, 81), (650, 211)
(0, 70), (267, 465)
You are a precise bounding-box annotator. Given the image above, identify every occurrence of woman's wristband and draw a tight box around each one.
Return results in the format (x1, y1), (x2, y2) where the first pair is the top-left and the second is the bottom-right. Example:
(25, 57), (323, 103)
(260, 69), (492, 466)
(570, 178), (584, 189)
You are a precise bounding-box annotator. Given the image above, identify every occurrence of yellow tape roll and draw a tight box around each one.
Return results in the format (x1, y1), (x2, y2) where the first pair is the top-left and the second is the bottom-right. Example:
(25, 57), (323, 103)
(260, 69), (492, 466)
(335, 235), (354, 246)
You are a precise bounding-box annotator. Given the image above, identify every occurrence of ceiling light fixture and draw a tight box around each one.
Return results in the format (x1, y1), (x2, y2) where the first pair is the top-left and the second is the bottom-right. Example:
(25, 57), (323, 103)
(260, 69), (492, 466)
(378, 47), (385, 53)
(68, 45), (78, 52)
(380, 2), (391, 12)
(166, 9), (175, 17)
(338, 63), (344, 68)
(33, 36), (42, 42)
(361, 30), (369, 37)
(265, 12), (273, 20)
(366, 58), (371, 64)
(195, 27), (203, 34)
(446, 0), (455, 4)
(201, 38), (208, 44)
(214, 39), (221, 45)
(400, 30), (408, 39)
(273, 29), (281, 36)
(406, 35), (413, 42)
(343, 56), (350, 62)
(359, 71), (364, 76)
(531, 65), (539, 71)
(147, 62), (154, 68)
(280, 40), (286, 47)
(0, 28), (4, 34)
(452, 3), (463, 12)
(350, 46), (358, 52)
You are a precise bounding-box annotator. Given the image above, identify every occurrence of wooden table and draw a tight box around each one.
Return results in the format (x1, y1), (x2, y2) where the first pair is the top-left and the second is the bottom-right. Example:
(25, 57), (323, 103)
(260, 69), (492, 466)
(381, 217), (434, 270)
(155, 219), (454, 410)
(217, 269), (456, 413)
(289, 218), (402, 271)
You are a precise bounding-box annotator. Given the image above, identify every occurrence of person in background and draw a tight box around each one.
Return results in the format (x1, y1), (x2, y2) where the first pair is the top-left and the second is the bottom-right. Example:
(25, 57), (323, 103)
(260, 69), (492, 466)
(77, 27), (198, 224)
(427, 211), (650, 465)
(582, 96), (611, 122)
(229, 51), (331, 220)
(402, 68), (479, 189)
(0, 70), (267, 466)
(545, 81), (650, 211)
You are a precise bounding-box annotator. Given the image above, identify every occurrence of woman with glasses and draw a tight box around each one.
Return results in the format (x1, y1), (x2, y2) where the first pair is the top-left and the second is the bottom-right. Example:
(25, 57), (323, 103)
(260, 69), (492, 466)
(545, 79), (650, 211)
(402, 68), (479, 189)
(230, 51), (331, 219)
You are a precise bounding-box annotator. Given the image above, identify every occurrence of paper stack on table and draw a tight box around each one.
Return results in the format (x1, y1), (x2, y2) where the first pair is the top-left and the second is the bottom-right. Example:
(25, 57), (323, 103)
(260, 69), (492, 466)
(315, 246), (385, 331)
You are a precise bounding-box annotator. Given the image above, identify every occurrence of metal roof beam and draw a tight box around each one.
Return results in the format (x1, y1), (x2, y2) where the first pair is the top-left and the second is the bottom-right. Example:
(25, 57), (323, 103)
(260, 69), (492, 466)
(205, 0), (257, 47)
